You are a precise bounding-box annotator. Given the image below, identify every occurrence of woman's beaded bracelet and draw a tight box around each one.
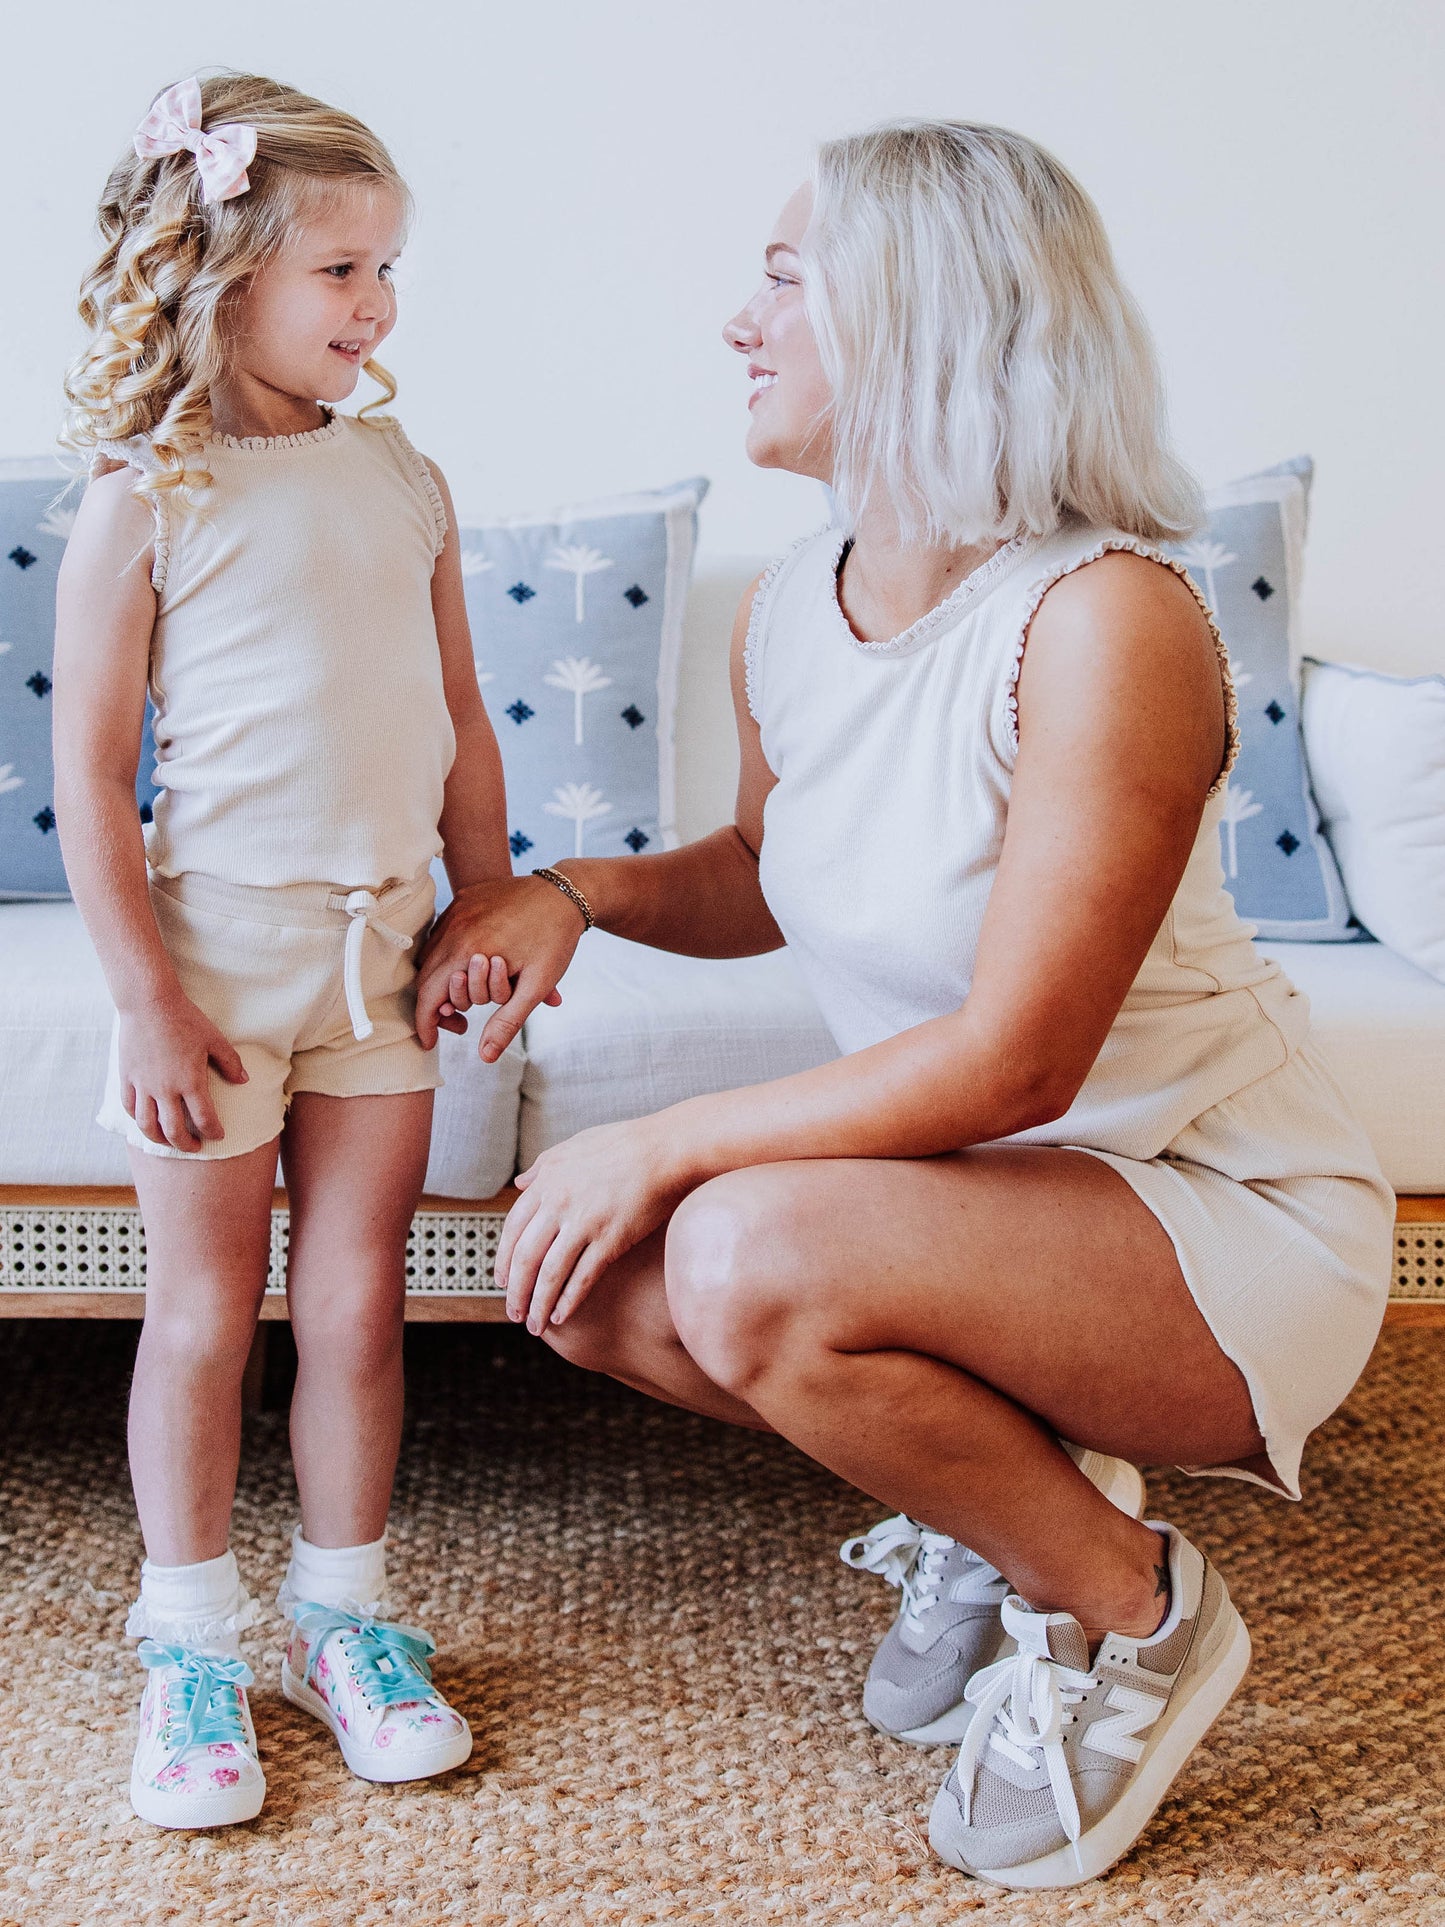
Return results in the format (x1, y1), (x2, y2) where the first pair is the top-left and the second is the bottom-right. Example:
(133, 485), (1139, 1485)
(531, 866), (595, 931)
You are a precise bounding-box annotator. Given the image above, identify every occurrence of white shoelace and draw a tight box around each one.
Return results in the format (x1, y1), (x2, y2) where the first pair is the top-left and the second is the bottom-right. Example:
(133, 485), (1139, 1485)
(840, 1515), (999, 1636)
(955, 1603), (1098, 1875)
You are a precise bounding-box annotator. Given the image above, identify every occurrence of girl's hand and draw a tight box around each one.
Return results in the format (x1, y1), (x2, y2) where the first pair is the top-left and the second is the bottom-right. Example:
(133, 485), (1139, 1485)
(118, 997), (249, 1153)
(432, 952), (509, 1037)
(415, 875), (584, 1061)
(495, 1118), (697, 1333)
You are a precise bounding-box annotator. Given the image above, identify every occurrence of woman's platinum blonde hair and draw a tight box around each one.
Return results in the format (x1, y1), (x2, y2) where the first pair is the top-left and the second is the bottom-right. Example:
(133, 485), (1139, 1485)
(62, 71), (409, 512)
(804, 120), (1201, 546)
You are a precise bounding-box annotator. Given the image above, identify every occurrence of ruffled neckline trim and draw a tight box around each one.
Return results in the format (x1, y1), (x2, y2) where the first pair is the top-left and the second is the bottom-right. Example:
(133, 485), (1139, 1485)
(826, 526), (1039, 656)
(207, 407), (344, 453)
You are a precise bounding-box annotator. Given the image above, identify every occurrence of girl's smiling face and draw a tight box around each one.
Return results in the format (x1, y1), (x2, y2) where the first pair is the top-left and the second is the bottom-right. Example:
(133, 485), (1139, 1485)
(226, 182), (405, 414)
(723, 184), (834, 482)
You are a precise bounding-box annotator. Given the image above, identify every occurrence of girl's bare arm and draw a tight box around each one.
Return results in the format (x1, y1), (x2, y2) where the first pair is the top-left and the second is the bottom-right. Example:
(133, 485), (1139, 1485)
(424, 460), (514, 892)
(53, 471), (245, 1149)
(53, 473), (176, 1005)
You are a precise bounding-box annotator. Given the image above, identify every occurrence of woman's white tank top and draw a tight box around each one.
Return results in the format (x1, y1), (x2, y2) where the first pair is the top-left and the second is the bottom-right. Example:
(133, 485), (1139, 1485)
(745, 519), (1312, 1164)
(96, 410), (454, 891)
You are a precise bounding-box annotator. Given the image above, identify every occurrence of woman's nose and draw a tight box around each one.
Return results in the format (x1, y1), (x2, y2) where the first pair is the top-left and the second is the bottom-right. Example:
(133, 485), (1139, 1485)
(723, 305), (761, 353)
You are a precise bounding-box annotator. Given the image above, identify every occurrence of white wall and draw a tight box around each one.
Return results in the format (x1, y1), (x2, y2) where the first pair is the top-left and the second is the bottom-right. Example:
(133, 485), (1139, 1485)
(4, 0), (1442, 675)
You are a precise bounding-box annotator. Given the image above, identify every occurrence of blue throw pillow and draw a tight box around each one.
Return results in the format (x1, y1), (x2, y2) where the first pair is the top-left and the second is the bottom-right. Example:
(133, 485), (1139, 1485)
(1166, 457), (1355, 941)
(1, 457), (159, 899)
(445, 478), (708, 900)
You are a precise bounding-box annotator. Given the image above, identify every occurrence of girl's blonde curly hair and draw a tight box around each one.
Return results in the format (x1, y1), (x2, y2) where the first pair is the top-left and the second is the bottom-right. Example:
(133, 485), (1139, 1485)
(62, 71), (410, 512)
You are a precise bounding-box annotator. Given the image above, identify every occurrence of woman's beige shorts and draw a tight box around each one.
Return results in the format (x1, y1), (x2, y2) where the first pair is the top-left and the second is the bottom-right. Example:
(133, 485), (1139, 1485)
(98, 868), (443, 1162)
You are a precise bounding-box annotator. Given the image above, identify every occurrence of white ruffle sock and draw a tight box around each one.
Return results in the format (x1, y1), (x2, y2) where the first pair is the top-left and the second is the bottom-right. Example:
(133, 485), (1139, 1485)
(125, 1548), (266, 1827)
(278, 1526), (388, 1619)
(125, 1547), (260, 1654)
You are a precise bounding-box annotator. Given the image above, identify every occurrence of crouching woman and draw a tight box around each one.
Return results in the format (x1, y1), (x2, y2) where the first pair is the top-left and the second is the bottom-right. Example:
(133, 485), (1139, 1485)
(417, 121), (1393, 1889)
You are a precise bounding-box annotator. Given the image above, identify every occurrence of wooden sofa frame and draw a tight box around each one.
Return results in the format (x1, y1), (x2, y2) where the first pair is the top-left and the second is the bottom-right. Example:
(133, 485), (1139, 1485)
(3, 1185), (1443, 1326)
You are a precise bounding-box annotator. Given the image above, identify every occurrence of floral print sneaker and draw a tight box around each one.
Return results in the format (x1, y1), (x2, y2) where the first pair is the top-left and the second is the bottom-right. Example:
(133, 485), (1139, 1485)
(130, 1641), (265, 1829)
(281, 1604), (473, 1783)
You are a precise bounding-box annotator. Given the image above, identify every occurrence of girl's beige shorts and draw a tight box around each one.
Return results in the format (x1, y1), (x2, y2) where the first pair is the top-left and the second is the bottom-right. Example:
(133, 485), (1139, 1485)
(98, 868), (442, 1162)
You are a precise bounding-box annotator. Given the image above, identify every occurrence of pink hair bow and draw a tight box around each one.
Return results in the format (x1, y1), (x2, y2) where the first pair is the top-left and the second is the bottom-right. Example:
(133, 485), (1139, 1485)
(133, 77), (257, 204)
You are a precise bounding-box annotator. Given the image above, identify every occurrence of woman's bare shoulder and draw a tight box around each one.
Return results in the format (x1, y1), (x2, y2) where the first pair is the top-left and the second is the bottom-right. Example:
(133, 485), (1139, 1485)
(1030, 545), (1212, 641)
(1020, 547), (1226, 793)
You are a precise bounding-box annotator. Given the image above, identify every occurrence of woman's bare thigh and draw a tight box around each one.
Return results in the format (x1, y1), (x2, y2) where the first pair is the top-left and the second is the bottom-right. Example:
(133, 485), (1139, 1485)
(666, 1143), (1266, 1471)
(552, 1143), (1268, 1477)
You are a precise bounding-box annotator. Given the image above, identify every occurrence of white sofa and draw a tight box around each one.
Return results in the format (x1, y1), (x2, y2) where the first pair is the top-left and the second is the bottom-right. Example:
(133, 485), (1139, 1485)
(2, 559), (1442, 1314)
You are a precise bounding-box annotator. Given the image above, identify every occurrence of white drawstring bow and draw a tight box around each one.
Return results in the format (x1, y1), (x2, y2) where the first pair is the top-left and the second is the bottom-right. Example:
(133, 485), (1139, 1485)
(329, 889), (414, 1041)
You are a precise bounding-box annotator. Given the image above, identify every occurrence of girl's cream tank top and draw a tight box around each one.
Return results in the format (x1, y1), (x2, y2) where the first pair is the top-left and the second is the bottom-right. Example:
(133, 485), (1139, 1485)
(96, 410), (454, 892)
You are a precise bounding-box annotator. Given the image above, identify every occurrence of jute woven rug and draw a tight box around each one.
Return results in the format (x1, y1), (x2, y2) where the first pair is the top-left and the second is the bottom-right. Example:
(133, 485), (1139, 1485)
(0, 1320), (1441, 1926)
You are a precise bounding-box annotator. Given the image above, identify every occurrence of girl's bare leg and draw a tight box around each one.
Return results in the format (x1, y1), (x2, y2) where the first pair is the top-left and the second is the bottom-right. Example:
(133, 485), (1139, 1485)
(127, 1138), (280, 1565)
(280, 1089), (434, 1547)
(546, 1146), (1266, 1639)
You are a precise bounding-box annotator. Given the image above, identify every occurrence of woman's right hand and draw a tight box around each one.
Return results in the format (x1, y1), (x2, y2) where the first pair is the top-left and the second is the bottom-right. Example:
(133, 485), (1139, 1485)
(118, 996), (249, 1153)
(413, 874), (585, 1062)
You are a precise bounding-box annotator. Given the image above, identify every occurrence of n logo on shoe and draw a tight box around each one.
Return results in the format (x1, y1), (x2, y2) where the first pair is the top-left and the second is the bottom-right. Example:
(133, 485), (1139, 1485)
(1082, 1685), (1165, 1763)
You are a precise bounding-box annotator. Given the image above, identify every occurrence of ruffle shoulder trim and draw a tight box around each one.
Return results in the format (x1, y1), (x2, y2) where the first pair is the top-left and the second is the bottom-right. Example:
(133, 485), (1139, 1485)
(1005, 537), (1239, 795)
(369, 415), (448, 559)
(743, 526), (834, 724)
(91, 437), (170, 595)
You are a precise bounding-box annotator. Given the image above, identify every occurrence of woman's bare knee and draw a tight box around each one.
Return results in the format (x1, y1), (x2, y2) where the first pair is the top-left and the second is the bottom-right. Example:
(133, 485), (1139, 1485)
(664, 1172), (808, 1395)
(540, 1301), (622, 1374)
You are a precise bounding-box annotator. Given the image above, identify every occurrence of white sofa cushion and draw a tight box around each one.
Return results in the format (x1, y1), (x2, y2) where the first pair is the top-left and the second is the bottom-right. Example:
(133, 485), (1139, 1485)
(0, 903), (130, 1184)
(4, 910), (1440, 1197)
(0, 902), (522, 1194)
(1259, 940), (1445, 1191)
(518, 930), (838, 1164)
(1301, 658), (1445, 983)
(426, 1020), (523, 1199)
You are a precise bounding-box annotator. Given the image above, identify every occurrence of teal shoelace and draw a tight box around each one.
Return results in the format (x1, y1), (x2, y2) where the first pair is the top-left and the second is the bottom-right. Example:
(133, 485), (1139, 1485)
(292, 1604), (439, 1711)
(137, 1640), (253, 1764)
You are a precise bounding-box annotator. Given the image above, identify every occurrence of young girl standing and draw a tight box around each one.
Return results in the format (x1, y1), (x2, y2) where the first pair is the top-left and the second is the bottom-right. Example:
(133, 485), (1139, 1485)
(53, 72), (519, 1828)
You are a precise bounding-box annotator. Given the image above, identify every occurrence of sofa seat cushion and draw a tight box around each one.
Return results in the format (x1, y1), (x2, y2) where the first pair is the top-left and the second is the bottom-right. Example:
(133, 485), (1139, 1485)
(1264, 940), (1445, 1192)
(518, 931), (838, 1165)
(0, 904), (130, 1184)
(5, 911), (1440, 1200)
(0, 903), (522, 1195)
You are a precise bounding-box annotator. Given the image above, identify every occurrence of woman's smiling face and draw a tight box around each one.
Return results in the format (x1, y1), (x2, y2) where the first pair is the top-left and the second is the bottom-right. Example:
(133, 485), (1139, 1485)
(724, 185), (834, 482)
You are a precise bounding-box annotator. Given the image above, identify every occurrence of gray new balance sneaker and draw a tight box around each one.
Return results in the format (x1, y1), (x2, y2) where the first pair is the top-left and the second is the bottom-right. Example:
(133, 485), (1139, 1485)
(928, 1522), (1251, 1889)
(841, 1449), (1146, 1745)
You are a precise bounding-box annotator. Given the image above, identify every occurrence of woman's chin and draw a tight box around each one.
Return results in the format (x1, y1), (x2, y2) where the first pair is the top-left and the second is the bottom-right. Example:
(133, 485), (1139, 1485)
(744, 425), (803, 474)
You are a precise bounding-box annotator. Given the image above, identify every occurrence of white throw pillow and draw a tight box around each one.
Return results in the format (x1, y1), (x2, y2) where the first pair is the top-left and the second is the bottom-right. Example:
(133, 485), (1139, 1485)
(1302, 658), (1445, 981)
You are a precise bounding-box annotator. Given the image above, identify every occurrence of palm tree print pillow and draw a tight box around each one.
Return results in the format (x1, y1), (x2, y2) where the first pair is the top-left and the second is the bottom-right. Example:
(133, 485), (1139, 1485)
(0, 459), (159, 898)
(450, 478), (708, 887)
(1167, 457), (1356, 941)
